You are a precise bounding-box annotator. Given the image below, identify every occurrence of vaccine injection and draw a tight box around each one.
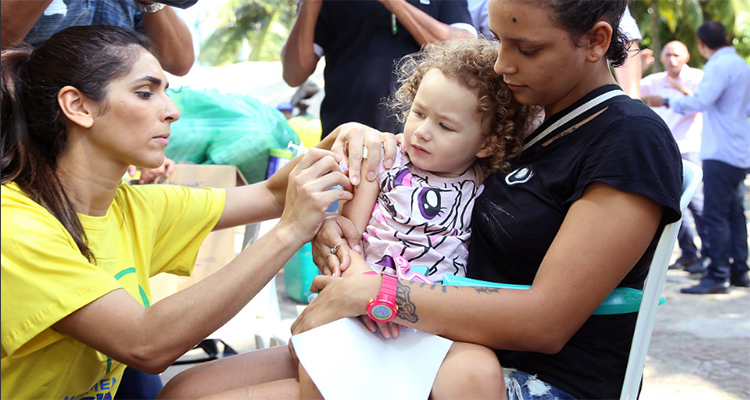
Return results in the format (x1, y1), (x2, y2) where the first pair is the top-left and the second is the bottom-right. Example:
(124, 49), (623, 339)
(287, 141), (353, 172)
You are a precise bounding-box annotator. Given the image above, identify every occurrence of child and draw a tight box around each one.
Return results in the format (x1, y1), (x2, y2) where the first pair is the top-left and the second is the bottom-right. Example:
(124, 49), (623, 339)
(300, 38), (535, 399)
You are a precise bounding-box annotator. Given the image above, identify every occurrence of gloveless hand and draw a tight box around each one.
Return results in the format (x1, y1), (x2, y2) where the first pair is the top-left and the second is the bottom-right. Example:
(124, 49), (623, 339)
(291, 273), (380, 335)
(329, 122), (399, 186)
(278, 148), (352, 247)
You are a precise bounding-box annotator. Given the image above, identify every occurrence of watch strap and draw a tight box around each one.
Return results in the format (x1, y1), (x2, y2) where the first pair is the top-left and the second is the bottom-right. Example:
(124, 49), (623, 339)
(380, 272), (398, 298)
(137, 2), (167, 13)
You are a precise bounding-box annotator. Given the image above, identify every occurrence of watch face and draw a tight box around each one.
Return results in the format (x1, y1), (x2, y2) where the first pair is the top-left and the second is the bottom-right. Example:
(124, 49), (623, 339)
(371, 304), (393, 321)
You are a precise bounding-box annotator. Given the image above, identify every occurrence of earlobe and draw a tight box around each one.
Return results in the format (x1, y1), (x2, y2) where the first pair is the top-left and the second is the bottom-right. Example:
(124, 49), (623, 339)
(585, 21), (613, 63)
(476, 138), (496, 159)
(58, 86), (94, 128)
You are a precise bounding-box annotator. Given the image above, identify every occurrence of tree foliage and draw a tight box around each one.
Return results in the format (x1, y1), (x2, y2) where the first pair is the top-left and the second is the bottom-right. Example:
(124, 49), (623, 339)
(198, 0), (298, 65)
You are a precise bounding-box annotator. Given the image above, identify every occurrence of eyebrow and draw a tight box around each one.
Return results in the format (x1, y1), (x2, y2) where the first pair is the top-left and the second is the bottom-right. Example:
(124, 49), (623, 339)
(501, 35), (539, 44)
(488, 27), (541, 44)
(435, 110), (464, 127)
(132, 75), (168, 89)
(413, 99), (466, 126)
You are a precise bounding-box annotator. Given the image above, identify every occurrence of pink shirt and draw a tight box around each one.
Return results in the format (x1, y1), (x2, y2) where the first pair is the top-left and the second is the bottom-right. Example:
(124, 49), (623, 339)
(363, 148), (482, 282)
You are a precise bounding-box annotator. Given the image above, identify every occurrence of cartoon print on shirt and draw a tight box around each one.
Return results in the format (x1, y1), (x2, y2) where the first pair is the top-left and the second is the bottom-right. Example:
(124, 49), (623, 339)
(364, 165), (481, 280)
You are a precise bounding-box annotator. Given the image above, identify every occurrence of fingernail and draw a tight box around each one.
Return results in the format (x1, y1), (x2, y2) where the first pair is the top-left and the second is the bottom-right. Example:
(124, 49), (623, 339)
(366, 171), (376, 181)
(351, 176), (360, 186)
(384, 158), (393, 169)
(353, 245), (362, 253)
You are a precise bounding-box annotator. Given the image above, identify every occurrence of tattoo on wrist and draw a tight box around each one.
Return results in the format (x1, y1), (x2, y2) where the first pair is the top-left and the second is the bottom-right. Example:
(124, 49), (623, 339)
(396, 281), (418, 323)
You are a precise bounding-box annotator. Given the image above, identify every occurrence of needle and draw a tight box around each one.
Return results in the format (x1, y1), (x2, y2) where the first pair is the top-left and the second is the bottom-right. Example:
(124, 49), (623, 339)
(287, 141), (350, 172)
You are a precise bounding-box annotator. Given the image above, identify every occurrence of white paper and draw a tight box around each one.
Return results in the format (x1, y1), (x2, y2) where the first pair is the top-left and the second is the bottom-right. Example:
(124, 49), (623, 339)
(291, 317), (453, 400)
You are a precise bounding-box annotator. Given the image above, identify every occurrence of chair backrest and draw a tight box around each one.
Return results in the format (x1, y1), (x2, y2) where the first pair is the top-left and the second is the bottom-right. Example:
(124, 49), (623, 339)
(619, 159), (703, 400)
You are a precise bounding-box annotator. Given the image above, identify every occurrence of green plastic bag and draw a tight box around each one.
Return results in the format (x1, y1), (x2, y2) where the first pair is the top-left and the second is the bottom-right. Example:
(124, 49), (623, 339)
(166, 87), (299, 184)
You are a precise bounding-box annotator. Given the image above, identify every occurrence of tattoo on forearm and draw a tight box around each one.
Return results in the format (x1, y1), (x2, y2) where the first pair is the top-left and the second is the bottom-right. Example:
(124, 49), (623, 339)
(396, 281), (500, 324)
(473, 287), (501, 295)
(396, 282), (418, 323)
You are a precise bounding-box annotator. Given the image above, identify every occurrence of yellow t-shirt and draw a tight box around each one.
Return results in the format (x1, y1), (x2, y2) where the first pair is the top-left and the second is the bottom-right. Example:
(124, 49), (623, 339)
(1, 182), (225, 399)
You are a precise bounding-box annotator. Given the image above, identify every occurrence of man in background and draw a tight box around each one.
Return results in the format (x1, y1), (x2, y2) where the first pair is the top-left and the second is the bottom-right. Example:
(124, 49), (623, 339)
(650, 22), (750, 294)
(641, 40), (707, 273)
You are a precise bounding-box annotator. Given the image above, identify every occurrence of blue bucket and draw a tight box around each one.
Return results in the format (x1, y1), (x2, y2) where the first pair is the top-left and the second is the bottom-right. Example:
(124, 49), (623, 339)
(283, 243), (320, 304)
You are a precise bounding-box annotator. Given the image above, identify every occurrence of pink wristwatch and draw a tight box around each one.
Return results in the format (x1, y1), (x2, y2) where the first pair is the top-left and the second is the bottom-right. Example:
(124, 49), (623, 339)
(366, 272), (399, 323)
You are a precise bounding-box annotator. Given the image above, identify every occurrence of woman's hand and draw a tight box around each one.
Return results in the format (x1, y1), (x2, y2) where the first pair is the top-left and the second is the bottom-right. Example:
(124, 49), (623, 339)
(311, 214), (363, 276)
(291, 273), (380, 335)
(329, 122), (400, 186)
(278, 148), (353, 246)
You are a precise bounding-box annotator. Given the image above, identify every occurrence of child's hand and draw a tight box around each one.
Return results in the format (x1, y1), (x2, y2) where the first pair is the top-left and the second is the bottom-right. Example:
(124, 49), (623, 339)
(361, 317), (401, 339)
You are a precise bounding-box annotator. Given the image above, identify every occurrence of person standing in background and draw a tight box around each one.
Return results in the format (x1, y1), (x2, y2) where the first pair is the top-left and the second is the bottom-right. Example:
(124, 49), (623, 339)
(467, 0), (491, 39)
(0, 0), (196, 77)
(649, 21), (750, 294)
(613, 5), (644, 98)
(641, 40), (707, 273)
(281, 0), (476, 141)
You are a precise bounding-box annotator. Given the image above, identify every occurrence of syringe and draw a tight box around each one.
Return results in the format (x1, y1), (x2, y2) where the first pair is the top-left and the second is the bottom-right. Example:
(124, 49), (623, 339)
(287, 141), (351, 172)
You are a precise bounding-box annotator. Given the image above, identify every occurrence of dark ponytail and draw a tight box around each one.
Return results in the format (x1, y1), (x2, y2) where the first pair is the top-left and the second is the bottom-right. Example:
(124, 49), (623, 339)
(1, 25), (156, 263)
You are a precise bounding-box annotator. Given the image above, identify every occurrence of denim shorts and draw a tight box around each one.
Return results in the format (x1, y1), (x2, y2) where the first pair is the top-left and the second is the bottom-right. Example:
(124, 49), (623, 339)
(504, 368), (577, 400)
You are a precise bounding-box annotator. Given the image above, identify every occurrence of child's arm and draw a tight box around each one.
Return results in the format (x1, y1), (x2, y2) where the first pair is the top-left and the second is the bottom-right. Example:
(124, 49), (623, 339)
(339, 163), (380, 234)
(337, 156), (402, 338)
(337, 155), (381, 277)
(340, 247), (374, 278)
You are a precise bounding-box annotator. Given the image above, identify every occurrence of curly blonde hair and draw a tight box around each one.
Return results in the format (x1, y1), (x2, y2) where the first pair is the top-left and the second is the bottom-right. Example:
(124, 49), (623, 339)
(389, 38), (536, 173)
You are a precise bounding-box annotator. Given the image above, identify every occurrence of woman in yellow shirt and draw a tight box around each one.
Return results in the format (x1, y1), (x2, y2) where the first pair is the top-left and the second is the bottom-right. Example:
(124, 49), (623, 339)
(0, 25), (351, 399)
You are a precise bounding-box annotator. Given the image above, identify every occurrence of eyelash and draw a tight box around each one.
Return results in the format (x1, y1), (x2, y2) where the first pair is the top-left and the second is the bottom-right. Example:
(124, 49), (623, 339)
(440, 123), (455, 132)
(136, 91), (154, 99)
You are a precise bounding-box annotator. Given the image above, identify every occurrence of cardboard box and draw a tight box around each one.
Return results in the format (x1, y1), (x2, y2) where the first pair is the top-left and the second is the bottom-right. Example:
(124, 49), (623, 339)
(149, 164), (250, 303)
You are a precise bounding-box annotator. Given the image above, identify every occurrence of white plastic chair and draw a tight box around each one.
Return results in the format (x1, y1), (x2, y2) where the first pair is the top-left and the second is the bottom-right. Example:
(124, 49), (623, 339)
(620, 159), (703, 400)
